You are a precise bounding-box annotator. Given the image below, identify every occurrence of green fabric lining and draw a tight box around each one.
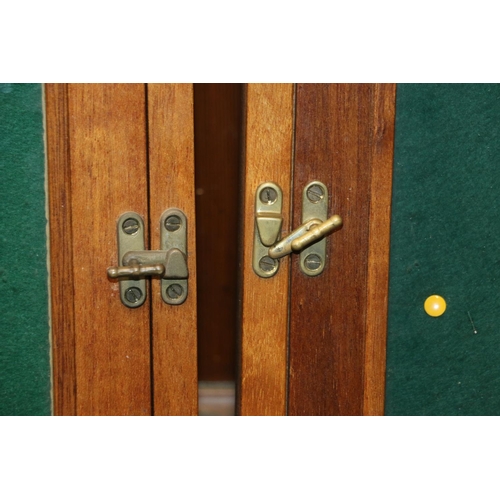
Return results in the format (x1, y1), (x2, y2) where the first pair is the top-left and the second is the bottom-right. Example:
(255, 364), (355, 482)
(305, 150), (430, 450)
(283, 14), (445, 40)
(0, 83), (51, 416)
(385, 84), (500, 415)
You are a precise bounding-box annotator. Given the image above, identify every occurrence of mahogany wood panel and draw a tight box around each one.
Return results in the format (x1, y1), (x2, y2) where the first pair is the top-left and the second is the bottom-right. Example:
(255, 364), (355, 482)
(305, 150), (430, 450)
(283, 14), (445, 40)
(147, 84), (198, 415)
(67, 84), (152, 415)
(363, 84), (396, 415)
(288, 84), (396, 416)
(194, 84), (242, 381)
(238, 84), (294, 416)
(45, 84), (77, 415)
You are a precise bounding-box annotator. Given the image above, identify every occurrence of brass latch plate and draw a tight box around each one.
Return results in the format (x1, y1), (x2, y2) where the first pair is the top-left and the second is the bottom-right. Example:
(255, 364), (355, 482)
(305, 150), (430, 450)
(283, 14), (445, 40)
(160, 208), (188, 305)
(252, 182), (283, 278)
(300, 181), (329, 276)
(108, 209), (188, 307)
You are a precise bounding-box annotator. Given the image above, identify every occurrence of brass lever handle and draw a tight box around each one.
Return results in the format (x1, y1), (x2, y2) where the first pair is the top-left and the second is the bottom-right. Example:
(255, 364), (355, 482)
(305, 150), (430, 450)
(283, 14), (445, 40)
(268, 214), (343, 259)
(107, 260), (165, 279)
(107, 249), (188, 280)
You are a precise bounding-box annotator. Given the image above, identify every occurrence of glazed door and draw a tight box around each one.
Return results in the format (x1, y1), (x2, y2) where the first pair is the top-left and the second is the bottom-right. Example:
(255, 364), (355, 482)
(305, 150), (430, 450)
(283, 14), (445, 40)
(46, 84), (198, 415)
(238, 84), (396, 415)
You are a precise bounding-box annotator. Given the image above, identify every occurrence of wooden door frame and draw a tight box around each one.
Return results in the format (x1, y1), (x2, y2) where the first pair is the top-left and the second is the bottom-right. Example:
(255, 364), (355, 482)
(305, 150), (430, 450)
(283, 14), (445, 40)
(46, 84), (198, 415)
(238, 83), (396, 416)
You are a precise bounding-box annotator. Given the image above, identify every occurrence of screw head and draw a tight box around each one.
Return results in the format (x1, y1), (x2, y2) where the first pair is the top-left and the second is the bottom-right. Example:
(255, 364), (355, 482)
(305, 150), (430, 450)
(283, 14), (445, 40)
(259, 256), (278, 274)
(165, 215), (182, 232)
(166, 283), (184, 299)
(304, 253), (322, 271)
(122, 218), (140, 235)
(259, 187), (278, 205)
(125, 286), (143, 304)
(306, 184), (325, 203)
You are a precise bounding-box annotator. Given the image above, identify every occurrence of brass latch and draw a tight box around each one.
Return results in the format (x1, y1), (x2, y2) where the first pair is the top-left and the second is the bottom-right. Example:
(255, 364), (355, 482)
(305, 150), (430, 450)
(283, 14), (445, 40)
(107, 209), (188, 307)
(252, 181), (342, 277)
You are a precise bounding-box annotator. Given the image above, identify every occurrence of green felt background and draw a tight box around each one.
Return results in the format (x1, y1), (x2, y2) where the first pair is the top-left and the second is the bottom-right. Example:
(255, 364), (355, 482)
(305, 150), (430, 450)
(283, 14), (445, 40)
(385, 84), (500, 415)
(0, 83), (51, 416)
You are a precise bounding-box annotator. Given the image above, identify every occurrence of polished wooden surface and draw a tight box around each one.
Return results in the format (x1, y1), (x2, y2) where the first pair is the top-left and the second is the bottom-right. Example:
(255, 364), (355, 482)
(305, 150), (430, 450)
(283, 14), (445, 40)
(238, 84), (294, 416)
(288, 84), (395, 415)
(47, 83), (394, 416)
(148, 84), (198, 415)
(45, 84), (77, 415)
(363, 84), (396, 415)
(47, 84), (199, 415)
(194, 84), (242, 382)
(68, 84), (152, 415)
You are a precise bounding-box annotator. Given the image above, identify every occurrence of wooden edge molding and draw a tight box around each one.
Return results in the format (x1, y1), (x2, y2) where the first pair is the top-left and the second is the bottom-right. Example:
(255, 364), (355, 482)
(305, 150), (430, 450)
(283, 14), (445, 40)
(363, 83), (397, 416)
(288, 84), (396, 415)
(45, 84), (77, 415)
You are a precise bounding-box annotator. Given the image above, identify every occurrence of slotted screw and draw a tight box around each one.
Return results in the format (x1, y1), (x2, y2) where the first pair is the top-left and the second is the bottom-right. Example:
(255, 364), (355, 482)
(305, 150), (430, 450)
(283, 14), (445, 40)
(306, 184), (325, 203)
(304, 253), (322, 271)
(259, 256), (277, 274)
(166, 283), (184, 299)
(165, 215), (182, 232)
(122, 218), (140, 235)
(259, 187), (278, 205)
(125, 286), (143, 304)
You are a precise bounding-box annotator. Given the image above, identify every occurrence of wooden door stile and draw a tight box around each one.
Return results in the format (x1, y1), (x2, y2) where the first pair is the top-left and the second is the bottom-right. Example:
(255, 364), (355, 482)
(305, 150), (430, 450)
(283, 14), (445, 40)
(147, 84), (198, 415)
(238, 84), (295, 416)
(363, 84), (396, 416)
(47, 84), (153, 415)
(288, 84), (396, 415)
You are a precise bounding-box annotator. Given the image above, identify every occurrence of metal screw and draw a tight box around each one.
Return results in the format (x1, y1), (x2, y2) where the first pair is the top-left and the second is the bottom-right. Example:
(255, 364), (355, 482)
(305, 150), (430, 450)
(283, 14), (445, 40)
(259, 256), (278, 274)
(166, 283), (184, 299)
(165, 215), (182, 232)
(304, 253), (322, 271)
(122, 218), (140, 235)
(125, 286), (143, 304)
(306, 184), (325, 203)
(260, 187), (278, 205)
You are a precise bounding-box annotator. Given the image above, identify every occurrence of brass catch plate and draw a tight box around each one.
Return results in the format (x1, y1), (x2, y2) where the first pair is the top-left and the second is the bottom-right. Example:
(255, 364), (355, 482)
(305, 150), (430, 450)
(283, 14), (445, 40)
(253, 182), (283, 278)
(160, 208), (188, 305)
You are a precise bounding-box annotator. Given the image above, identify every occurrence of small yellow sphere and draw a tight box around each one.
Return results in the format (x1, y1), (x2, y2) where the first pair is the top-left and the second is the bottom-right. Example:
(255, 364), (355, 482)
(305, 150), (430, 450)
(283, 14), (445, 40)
(424, 295), (447, 317)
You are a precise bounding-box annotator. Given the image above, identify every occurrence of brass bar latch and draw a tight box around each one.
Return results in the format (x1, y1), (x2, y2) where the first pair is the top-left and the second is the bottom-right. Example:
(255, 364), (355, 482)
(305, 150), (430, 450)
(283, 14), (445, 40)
(107, 209), (189, 307)
(268, 215), (343, 259)
(252, 181), (342, 277)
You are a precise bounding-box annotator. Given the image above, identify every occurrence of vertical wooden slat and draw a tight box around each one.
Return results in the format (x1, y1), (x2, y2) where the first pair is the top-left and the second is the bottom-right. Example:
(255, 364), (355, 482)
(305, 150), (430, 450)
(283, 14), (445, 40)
(46, 84), (77, 415)
(238, 84), (294, 416)
(363, 84), (396, 415)
(194, 84), (242, 382)
(288, 84), (395, 415)
(69, 84), (151, 415)
(147, 84), (198, 415)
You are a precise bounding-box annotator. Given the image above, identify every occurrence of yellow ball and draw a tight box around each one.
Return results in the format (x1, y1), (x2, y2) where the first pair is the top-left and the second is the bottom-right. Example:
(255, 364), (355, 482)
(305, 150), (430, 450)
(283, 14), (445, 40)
(424, 295), (447, 317)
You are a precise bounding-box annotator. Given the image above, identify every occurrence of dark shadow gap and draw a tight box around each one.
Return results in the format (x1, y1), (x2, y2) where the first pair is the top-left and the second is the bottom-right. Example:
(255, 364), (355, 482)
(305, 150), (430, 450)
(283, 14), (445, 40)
(193, 84), (244, 415)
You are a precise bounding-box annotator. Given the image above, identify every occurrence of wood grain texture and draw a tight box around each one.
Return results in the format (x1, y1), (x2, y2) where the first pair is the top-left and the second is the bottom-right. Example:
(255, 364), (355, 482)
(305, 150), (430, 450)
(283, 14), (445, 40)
(288, 84), (395, 415)
(147, 84), (198, 415)
(363, 84), (396, 416)
(238, 84), (294, 416)
(45, 84), (77, 415)
(68, 84), (152, 415)
(194, 84), (242, 381)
